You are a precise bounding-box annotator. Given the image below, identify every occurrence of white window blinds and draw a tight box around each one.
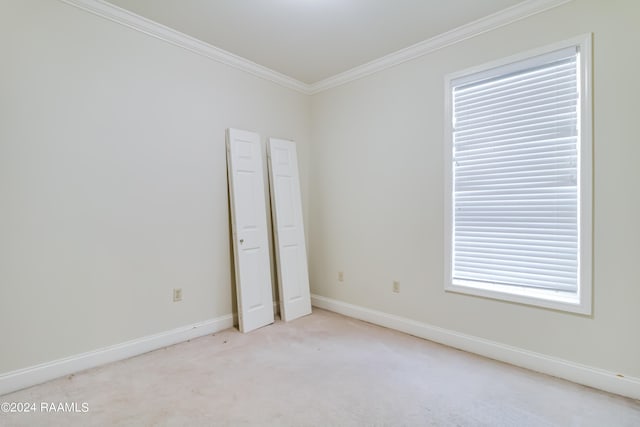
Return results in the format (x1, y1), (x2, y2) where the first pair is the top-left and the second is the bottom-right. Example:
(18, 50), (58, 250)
(450, 47), (580, 293)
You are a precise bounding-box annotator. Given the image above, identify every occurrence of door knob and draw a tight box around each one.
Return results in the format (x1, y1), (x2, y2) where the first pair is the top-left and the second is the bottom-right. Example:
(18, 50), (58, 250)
(239, 239), (244, 244)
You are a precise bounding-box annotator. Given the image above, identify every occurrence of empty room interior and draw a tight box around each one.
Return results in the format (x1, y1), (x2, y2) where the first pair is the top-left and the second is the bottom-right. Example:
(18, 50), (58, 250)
(2, 0), (640, 425)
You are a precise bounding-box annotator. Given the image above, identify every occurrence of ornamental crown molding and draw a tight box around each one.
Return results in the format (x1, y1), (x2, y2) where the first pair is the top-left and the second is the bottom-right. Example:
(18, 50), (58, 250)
(60, 0), (572, 95)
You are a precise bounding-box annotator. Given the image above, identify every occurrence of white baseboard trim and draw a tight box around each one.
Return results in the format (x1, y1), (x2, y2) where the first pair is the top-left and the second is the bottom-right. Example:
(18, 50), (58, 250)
(0, 314), (233, 396)
(311, 294), (640, 400)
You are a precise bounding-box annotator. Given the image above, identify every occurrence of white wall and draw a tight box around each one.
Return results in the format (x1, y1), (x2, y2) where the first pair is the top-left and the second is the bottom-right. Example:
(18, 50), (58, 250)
(310, 0), (640, 378)
(0, 0), (310, 374)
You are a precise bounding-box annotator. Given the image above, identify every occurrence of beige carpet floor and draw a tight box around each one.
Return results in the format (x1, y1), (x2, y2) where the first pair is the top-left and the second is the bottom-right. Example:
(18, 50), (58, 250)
(1, 309), (639, 426)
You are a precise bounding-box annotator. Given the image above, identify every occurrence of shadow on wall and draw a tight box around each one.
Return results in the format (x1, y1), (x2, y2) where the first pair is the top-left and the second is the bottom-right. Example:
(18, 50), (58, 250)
(265, 141), (281, 318)
(226, 164), (239, 328)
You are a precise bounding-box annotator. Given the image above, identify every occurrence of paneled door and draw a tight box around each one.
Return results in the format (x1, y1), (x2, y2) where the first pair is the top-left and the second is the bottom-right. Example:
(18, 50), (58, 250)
(267, 138), (312, 321)
(226, 128), (275, 332)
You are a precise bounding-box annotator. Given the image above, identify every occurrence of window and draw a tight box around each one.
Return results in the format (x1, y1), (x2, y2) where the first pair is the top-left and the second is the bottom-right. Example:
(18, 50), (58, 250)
(444, 35), (592, 314)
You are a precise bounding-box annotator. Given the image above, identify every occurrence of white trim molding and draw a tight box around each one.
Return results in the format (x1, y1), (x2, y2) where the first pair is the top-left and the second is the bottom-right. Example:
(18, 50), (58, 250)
(57, 0), (309, 93)
(311, 294), (640, 401)
(57, 0), (572, 95)
(308, 0), (572, 94)
(0, 315), (233, 396)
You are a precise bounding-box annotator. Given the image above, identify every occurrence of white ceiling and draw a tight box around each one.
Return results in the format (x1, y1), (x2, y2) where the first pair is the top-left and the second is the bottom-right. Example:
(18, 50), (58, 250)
(106, 0), (525, 84)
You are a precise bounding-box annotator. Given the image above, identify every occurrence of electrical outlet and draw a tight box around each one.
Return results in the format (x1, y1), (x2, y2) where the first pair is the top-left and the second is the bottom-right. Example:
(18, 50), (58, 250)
(392, 281), (400, 293)
(173, 288), (183, 302)
(338, 271), (344, 282)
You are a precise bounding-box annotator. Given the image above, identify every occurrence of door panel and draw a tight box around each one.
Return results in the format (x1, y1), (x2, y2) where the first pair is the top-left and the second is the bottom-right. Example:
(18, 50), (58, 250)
(267, 138), (312, 321)
(281, 244), (302, 301)
(276, 176), (295, 227)
(235, 171), (258, 233)
(226, 128), (274, 333)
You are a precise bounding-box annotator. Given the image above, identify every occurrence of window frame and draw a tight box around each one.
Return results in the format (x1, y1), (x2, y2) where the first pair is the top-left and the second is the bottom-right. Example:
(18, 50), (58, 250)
(443, 34), (593, 315)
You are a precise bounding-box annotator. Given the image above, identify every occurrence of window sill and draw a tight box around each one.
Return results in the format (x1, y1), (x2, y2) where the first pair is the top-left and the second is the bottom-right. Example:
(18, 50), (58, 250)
(445, 280), (591, 315)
